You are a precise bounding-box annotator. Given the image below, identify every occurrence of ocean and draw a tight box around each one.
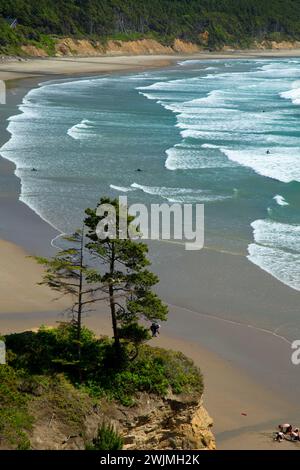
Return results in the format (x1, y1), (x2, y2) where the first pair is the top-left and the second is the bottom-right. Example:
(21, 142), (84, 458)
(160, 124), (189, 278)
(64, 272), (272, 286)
(1, 58), (300, 293)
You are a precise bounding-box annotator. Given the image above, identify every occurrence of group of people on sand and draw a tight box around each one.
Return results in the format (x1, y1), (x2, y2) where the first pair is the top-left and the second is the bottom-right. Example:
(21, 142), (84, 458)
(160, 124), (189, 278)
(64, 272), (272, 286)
(275, 423), (300, 442)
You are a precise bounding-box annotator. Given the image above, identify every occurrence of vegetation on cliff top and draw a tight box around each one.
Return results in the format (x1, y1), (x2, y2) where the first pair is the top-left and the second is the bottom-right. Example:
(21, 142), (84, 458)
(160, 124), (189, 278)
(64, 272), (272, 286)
(1, 324), (203, 449)
(1, 0), (300, 54)
(5, 324), (203, 404)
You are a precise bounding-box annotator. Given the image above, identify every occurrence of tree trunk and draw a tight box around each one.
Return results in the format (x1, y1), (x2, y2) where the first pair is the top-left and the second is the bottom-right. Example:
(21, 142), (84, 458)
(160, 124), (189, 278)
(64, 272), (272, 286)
(76, 227), (84, 381)
(109, 242), (121, 354)
(109, 283), (120, 347)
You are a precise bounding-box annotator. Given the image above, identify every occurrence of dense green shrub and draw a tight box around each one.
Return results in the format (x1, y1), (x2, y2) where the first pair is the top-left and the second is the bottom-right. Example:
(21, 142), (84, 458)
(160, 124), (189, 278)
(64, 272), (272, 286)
(86, 423), (123, 450)
(5, 324), (203, 406)
(5, 323), (106, 374)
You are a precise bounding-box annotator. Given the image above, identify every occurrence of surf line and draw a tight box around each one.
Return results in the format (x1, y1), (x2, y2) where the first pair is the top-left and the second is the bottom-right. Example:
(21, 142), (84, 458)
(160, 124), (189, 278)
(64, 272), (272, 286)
(166, 302), (293, 346)
(152, 238), (245, 256)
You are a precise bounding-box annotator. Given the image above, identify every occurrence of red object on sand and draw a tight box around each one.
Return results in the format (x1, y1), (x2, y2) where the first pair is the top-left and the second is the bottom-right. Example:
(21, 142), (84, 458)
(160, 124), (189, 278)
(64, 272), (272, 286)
(241, 413), (247, 416)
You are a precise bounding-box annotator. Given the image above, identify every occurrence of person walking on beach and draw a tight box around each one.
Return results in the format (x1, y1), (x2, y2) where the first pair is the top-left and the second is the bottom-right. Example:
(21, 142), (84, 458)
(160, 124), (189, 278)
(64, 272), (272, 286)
(150, 322), (160, 337)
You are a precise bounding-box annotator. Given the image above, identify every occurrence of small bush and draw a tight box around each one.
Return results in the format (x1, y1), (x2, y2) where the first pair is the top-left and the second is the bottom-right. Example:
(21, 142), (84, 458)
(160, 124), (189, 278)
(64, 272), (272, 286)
(86, 423), (123, 450)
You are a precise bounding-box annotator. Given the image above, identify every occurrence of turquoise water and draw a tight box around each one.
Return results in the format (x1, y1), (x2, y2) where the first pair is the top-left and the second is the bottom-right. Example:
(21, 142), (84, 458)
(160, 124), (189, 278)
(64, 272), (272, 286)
(1, 58), (300, 291)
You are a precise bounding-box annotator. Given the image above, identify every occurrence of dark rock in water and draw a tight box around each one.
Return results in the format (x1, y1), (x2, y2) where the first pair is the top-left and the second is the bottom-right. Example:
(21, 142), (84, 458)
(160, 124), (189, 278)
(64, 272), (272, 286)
(136, 168), (142, 172)
(31, 168), (38, 172)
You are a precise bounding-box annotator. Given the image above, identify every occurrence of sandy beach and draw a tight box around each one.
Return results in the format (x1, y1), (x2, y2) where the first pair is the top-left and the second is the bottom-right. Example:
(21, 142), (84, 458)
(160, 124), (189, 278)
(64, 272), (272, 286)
(2, 48), (300, 81)
(0, 240), (68, 313)
(1, 51), (300, 450)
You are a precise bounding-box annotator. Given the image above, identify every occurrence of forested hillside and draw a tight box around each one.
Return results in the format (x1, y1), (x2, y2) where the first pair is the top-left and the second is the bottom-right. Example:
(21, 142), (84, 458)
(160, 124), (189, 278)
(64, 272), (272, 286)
(1, 0), (300, 54)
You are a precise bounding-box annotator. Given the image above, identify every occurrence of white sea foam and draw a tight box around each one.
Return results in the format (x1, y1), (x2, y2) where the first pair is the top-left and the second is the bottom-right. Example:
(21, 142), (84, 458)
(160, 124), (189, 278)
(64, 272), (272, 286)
(67, 120), (97, 140)
(150, 79), (298, 172)
(273, 195), (289, 206)
(165, 145), (233, 170)
(256, 63), (300, 78)
(248, 219), (300, 290)
(110, 184), (137, 193)
(201, 143), (222, 149)
(251, 219), (300, 252)
(185, 90), (227, 107)
(131, 182), (228, 202)
(248, 243), (300, 291)
(131, 182), (202, 196)
(138, 66), (300, 178)
(178, 60), (203, 66)
(220, 147), (300, 183)
(165, 194), (226, 203)
(280, 80), (300, 105)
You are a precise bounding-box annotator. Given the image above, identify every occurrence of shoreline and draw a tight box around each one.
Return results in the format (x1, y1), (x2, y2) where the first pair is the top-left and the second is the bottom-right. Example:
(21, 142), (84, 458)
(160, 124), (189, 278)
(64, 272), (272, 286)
(0, 75), (61, 255)
(3, 48), (300, 81)
(1, 53), (300, 450)
(0, 54), (178, 82)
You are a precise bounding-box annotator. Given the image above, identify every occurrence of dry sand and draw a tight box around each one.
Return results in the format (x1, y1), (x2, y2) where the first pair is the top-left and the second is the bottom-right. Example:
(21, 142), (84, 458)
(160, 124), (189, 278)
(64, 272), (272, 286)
(0, 55), (174, 81)
(0, 240), (68, 313)
(2, 49), (300, 81)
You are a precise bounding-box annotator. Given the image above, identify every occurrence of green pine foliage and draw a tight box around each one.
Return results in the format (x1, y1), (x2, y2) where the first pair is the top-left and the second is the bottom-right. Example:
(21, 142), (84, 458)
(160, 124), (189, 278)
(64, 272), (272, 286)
(1, 1), (300, 54)
(85, 423), (123, 450)
(84, 198), (168, 355)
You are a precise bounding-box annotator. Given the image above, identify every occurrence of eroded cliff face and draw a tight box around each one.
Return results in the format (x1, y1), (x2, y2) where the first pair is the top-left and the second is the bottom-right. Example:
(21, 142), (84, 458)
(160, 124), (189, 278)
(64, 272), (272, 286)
(28, 386), (215, 450)
(20, 36), (300, 59)
(54, 38), (202, 57)
(253, 39), (300, 50)
(21, 44), (49, 56)
(106, 391), (216, 450)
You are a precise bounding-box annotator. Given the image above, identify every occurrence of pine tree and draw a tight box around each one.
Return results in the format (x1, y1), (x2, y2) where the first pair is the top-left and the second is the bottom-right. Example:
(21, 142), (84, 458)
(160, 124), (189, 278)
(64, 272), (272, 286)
(84, 197), (168, 358)
(34, 228), (101, 376)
